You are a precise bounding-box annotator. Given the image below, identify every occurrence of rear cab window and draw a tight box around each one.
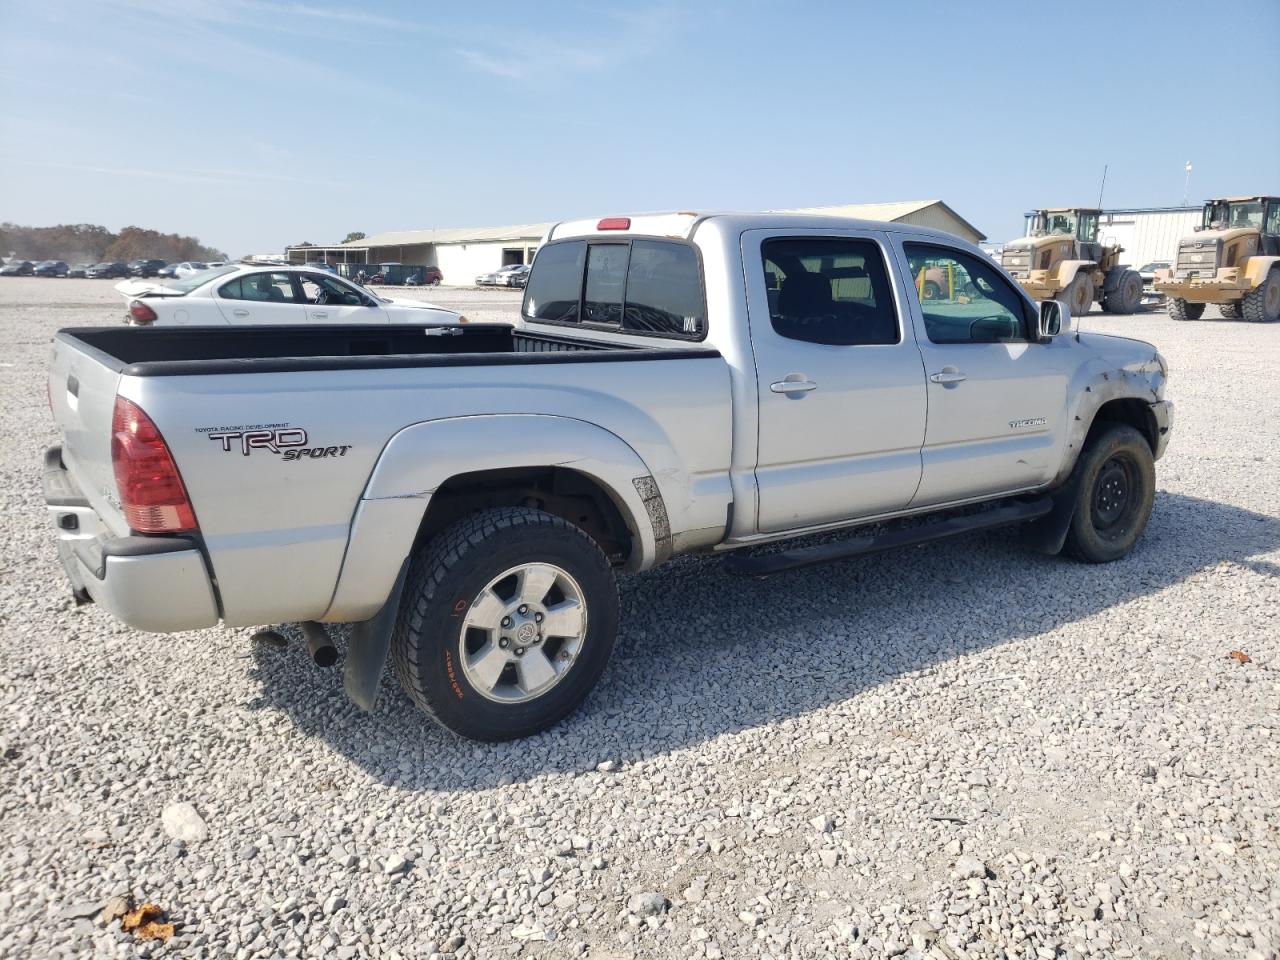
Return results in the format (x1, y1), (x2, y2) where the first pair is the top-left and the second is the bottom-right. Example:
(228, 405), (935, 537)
(523, 237), (706, 340)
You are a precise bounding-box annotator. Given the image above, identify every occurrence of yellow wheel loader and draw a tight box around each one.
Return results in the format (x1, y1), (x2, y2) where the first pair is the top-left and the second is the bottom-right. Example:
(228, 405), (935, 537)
(1154, 196), (1280, 323)
(1000, 208), (1143, 316)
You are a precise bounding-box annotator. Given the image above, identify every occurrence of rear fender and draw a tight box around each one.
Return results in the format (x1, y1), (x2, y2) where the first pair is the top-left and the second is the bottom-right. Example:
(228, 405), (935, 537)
(323, 414), (660, 624)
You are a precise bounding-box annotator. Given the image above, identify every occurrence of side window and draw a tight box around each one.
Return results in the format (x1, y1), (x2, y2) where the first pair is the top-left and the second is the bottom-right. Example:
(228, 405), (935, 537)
(904, 244), (1030, 344)
(583, 244), (627, 325)
(1265, 202), (1280, 237)
(219, 272), (297, 303)
(623, 240), (705, 336)
(761, 237), (899, 345)
(524, 240), (586, 323)
(299, 274), (366, 306)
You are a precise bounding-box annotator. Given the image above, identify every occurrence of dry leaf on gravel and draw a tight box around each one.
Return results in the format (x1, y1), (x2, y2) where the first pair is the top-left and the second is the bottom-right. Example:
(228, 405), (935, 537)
(121, 902), (175, 943)
(1228, 650), (1252, 665)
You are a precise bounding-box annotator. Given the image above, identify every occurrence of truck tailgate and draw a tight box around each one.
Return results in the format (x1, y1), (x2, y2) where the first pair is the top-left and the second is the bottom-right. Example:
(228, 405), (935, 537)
(49, 336), (129, 536)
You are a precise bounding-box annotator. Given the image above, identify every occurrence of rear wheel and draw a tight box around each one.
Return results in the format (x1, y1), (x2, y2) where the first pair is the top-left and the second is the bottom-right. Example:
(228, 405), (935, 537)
(1167, 298), (1205, 321)
(1062, 424), (1155, 563)
(1218, 301), (1243, 320)
(1102, 269), (1142, 314)
(1242, 268), (1280, 323)
(391, 507), (619, 741)
(922, 280), (942, 301)
(1061, 273), (1094, 318)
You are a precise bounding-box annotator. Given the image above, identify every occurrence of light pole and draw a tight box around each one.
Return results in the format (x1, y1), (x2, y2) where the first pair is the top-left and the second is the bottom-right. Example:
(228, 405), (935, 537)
(1182, 161), (1193, 207)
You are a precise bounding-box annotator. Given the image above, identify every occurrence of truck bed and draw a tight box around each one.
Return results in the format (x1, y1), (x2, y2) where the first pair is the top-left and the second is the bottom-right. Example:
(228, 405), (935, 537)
(56, 323), (719, 376)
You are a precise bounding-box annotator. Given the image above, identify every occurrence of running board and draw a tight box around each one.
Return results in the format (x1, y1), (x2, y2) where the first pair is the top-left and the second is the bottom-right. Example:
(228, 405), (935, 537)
(723, 498), (1054, 578)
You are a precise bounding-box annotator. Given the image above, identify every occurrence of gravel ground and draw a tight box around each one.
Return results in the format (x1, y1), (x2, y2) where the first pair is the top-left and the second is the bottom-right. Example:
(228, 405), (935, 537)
(1, 277), (1277, 960)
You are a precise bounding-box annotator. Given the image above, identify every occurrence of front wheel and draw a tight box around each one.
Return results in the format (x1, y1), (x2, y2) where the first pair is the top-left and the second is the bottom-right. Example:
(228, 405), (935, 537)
(1062, 424), (1155, 563)
(391, 507), (619, 741)
(1061, 273), (1094, 318)
(1167, 298), (1205, 321)
(1242, 268), (1280, 323)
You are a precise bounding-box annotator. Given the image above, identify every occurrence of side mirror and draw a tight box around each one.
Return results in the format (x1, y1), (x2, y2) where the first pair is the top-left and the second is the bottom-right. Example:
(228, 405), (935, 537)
(1038, 300), (1068, 338)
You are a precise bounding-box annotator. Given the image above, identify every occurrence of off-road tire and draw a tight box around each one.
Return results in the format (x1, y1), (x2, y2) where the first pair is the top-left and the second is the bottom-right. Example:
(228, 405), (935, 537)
(1102, 269), (1142, 314)
(1167, 298), (1205, 321)
(1218, 301), (1243, 320)
(922, 280), (943, 301)
(391, 507), (619, 741)
(1242, 268), (1280, 323)
(1062, 273), (1094, 318)
(1062, 424), (1155, 564)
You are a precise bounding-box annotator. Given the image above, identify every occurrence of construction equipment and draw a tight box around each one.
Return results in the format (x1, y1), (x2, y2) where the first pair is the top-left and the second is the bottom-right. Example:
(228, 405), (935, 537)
(1000, 208), (1143, 316)
(1154, 196), (1280, 322)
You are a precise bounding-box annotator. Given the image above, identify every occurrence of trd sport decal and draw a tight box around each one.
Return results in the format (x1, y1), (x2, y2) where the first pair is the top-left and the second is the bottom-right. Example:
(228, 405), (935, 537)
(196, 424), (352, 460)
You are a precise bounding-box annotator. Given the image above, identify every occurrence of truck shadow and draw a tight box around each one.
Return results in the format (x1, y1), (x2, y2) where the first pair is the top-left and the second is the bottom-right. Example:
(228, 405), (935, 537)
(247, 491), (1279, 790)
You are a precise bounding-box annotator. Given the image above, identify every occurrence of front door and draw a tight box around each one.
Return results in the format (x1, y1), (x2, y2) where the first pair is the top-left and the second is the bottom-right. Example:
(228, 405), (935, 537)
(296, 273), (387, 323)
(894, 240), (1068, 506)
(745, 230), (928, 534)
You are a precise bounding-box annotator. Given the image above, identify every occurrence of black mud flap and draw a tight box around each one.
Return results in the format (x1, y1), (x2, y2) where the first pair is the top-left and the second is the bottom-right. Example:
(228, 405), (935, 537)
(342, 559), (410, 712)
(1021, 477), (1080, 556)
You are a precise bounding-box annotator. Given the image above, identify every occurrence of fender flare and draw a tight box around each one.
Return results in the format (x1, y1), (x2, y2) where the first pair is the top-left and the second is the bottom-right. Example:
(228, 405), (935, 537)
(1243, 256), (1280, 287)
(1052, 260), (1095, 289)
(324, 414), (663, 624)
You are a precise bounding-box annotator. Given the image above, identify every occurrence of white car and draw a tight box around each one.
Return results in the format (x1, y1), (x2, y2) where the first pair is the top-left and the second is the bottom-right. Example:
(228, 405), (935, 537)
(173, 261), (209, 278)
(115, 263), (464, 326)
(476, 264), (528, 286)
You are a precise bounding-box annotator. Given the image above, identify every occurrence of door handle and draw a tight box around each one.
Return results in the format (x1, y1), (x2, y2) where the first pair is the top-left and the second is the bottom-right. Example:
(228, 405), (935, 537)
(929, 368), (967, 384)
(232, 309), (250, 318)
(311, 311), (328, 318)
(770, 378), (818, 395)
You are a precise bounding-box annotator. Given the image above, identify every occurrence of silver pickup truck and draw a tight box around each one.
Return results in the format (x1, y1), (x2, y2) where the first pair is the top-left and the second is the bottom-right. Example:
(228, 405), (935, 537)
(45, 212), (1172, 740)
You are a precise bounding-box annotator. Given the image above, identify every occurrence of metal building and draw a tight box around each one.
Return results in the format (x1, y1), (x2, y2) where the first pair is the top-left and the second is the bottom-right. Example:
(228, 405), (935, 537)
(284, 199), (986, 284)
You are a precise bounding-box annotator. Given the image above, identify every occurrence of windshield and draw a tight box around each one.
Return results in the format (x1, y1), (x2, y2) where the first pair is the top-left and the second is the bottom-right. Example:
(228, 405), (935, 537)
(1043, 211), (1077, 237)
(163, 263), (240, 292)
(1204, 201), (1263, 230)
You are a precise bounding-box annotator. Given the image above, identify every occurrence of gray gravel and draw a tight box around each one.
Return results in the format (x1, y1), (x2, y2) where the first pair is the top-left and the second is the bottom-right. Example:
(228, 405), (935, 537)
(1, 277), (1278, 959)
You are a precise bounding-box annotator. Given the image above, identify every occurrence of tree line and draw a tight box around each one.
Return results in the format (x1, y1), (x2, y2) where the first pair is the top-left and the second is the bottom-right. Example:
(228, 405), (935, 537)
(1, 222), (227, 264)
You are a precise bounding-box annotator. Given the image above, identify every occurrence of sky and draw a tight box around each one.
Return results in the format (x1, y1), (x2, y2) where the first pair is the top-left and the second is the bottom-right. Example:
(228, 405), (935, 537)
(2, 0), (1278, 256)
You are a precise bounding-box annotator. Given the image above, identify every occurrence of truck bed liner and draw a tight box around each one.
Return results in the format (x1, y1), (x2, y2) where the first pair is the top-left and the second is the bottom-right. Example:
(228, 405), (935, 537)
(56, 324), (720, 377)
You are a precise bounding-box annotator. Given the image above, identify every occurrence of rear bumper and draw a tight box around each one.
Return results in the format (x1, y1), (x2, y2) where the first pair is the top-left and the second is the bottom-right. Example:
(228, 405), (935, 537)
(43, 447), (219, 633)
(1151, 400), (1173, 461)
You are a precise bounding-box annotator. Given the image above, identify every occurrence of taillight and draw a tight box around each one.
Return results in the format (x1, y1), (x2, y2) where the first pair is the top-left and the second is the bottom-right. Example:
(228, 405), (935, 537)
(111, 397), (198, 533)
(129, 300), (157, 324)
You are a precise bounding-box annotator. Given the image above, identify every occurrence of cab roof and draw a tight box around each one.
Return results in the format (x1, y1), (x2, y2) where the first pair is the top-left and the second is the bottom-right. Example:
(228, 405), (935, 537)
(1210, 195), (1278, 203)
(546, 211), (973, 246)
(1034, 208), (1102, 214)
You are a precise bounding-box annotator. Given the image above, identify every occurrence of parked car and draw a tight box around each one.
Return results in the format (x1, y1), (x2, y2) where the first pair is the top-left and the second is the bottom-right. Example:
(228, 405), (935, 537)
(155, 263), (180, 279)
(499, 264), (529, 288)
(128, 259), (168, 278)
(1, 259), (35, 276)
(44, 211), (1173, 742)
(1137, 260), (1171, 304)
(67, 263), (92, 278)
(476, 263), (529, 287)
(111, 263), (463, 326)
(173, 262), (210, 278)
(86, 262), (130, 279)
(33, 260), (70, 277)
(404, 266), (444, 286)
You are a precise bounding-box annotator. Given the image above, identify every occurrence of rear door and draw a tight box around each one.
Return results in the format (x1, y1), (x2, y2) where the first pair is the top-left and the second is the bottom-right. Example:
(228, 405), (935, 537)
(744, 229), (928, 534)
(212, 271), (307, 324)
(893, 239), (1068, 505)
(297, 273), (388, 324)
